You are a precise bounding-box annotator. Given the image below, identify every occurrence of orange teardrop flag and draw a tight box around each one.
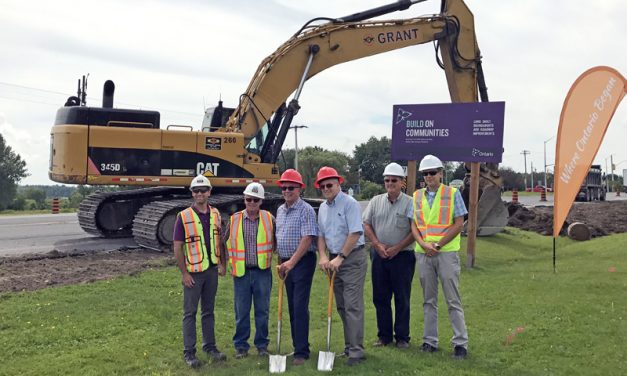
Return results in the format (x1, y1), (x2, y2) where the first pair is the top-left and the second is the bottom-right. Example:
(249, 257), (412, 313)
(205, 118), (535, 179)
(553, 67), (626, 237)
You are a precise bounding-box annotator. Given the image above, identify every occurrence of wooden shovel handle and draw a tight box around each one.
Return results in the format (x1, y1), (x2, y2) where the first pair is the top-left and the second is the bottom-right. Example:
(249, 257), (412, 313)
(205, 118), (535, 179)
(277, 266), (286, 321)
(326, 271), (336, 317)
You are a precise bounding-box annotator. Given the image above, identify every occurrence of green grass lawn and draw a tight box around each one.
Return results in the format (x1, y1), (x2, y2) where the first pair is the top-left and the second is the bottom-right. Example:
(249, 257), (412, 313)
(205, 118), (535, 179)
(1, 228), (626, 375)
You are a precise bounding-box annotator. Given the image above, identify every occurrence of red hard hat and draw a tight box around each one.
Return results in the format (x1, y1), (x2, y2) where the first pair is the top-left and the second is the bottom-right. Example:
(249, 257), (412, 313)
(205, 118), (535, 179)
(314, 166), (344, 188)
(278, 169), (305, 188)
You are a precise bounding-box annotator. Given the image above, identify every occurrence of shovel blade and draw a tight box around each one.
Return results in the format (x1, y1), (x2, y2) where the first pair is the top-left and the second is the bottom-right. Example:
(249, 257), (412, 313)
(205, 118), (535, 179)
(317, 351), (335, 371)
(269, 355), (286, 373)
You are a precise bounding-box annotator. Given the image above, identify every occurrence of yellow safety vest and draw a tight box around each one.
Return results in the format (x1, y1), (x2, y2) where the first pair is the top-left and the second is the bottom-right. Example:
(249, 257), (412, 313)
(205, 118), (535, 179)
(179, 206), (220, 272)
(226, 210), (274, 277)
(413, 184), (461, 252)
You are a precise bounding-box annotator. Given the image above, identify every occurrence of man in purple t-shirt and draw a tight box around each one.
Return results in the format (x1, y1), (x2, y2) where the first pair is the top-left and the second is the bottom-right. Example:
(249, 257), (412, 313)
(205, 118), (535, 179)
(173, 175), (227, 368)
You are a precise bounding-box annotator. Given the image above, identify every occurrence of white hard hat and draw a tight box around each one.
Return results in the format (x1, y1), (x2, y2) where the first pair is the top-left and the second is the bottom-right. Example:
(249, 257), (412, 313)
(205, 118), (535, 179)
(419, 154), (444, 171)
(382, 162), (406, 177)
(189, 174), (212, 190)
(243, 182), (265, 199)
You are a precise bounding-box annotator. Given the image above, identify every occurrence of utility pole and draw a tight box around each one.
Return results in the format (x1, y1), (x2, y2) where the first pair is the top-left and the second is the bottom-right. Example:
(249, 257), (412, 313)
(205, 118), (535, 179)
(531, 161), (534, 188)
(544, 137), (554, 191)
(605, 154), (613, 192)
(521, 150), (530, 190)
(290, 125), (308, 171)
(611, 154), (615, 190)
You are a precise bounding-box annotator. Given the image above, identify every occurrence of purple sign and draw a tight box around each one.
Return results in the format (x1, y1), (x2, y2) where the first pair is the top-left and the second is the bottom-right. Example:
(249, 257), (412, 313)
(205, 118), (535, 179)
(391, 102), (505, 163)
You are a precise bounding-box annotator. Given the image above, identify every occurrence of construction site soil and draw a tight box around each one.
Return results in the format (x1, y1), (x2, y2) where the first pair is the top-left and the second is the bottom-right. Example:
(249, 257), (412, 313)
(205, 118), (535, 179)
(2, 201), (626, 293)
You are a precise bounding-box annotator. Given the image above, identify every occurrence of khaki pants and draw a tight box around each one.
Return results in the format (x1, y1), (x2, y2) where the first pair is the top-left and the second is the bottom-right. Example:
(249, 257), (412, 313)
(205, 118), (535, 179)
(417, 252), (468, 349)
(333, 247), (367, 359)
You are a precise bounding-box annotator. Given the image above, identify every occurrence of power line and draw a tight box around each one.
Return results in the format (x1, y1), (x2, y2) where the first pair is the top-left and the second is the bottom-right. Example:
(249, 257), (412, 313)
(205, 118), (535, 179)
(0, 81), (203, 118)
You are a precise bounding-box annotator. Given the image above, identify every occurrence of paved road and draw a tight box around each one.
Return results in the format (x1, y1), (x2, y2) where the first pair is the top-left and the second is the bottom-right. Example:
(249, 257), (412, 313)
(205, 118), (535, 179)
(0, 213), (136, 257)
(2, 193), (625, 257)
(505, 192), (627, 206)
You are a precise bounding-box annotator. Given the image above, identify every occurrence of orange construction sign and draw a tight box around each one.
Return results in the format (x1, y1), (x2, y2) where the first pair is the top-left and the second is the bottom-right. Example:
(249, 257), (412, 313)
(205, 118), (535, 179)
(553, 66), (626, 237)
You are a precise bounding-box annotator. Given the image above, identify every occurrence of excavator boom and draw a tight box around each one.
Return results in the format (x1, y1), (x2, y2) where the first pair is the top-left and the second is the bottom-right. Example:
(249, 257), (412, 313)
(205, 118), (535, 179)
(49, 0), (506, 250)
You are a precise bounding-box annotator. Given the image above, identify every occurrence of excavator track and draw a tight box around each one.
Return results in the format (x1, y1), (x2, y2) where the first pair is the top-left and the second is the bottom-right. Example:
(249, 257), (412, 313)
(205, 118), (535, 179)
(77, 187), (190, 238)
(79, 187), (323, 251)
(132, 192), (300, 251)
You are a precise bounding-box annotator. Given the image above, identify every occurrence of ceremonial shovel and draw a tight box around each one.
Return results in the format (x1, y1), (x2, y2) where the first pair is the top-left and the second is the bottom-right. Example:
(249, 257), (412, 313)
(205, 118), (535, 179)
(317, 270), (336, 371)
(269, 268), (287, 373)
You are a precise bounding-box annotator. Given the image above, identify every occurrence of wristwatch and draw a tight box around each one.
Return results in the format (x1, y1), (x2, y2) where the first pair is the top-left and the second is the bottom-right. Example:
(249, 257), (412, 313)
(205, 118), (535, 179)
(434, 243), (441, 250)
(339, 252), (347, 259)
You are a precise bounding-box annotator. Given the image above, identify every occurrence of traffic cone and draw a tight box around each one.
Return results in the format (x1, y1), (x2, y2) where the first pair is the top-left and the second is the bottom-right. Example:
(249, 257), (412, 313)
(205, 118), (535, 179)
(512, 188), (518, 204)
(540, 188), (547, 202)
(51, 198), (60, 214)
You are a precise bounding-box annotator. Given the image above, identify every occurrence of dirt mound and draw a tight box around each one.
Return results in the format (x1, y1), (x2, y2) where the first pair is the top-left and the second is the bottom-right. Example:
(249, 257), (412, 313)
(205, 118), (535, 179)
(0, 249), (174, 293)
(507, 201), (627, 237)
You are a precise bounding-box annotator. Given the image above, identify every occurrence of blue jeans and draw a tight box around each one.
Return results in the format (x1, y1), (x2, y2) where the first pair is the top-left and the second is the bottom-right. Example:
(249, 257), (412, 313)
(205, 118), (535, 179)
(283, 251), (316, 359)
(371, 250), (415, 343)
(233, 267), (272, 351)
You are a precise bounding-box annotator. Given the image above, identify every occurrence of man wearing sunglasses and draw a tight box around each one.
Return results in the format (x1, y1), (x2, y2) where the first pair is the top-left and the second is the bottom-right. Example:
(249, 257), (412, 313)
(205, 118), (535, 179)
(275, 169), (318, 366)
(362, 162), (416, 350)
(173, 175), (227, 368)
(225, 182), (275, 360)
(316, 166), (367, 367)
(410, 154), (469, 360)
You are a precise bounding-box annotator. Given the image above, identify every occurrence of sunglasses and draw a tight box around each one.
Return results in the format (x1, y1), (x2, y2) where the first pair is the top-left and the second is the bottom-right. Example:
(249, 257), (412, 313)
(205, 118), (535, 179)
(320, 183), (335, 190)
(192, 188), (210, 194)
(245, 197), (260, 203)
(422, 170), (439, 177)
(281, 186), (298, 191)
(384, 178), (399, 183)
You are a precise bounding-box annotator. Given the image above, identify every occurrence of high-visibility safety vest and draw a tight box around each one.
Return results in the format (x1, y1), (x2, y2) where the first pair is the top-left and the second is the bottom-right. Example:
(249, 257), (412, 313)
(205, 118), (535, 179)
(179, 206), (221, 273)
(413, 184), (461, 252)
(226, 210), (274, 277)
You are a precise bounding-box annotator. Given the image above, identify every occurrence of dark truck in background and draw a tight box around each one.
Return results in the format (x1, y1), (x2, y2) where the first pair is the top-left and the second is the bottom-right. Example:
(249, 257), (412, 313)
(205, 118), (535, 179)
(576, 164), (606, 201)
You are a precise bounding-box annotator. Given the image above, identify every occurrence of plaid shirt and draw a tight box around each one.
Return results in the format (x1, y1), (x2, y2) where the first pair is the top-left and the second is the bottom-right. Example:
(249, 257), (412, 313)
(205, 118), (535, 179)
(276, 198), (318, 259)
(242, 213), (259, 267)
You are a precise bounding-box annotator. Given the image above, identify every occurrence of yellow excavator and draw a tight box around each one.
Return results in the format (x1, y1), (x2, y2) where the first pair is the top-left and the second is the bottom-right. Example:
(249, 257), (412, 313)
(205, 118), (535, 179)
(49, 0), (507, 250)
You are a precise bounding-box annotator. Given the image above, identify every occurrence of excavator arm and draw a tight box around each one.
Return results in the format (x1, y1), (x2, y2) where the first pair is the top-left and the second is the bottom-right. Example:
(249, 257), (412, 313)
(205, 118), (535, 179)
(224, 0), (482, 148)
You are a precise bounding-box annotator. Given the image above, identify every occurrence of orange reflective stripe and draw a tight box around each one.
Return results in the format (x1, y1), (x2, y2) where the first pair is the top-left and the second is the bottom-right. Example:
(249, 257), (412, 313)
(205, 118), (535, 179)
(211, 209), (220, 260)
(435, 185), (452, 225)
(258, 211), (271, 246)
(181, 209), (199, 269)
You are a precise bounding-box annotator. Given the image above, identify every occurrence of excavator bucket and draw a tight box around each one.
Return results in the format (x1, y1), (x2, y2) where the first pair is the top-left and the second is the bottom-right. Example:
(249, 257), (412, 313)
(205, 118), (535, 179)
(466, 185), (508, 236)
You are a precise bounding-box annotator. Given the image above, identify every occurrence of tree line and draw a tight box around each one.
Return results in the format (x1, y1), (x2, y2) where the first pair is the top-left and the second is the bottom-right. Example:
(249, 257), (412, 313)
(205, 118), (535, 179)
(3, 131), (622, 213)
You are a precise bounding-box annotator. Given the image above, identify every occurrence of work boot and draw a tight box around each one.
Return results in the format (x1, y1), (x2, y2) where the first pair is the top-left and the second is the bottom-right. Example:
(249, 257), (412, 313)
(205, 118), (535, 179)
(205, 348), (227, 361)
(453, 346), (468, 360)
(420, 343), (438, 353)
(235, 348), (248, 359)
(184, 352), (201, 368)
(257, 347), (269, 357)
(346, 357), (366, 366)
(292, 357), (306, 366)
(396, 340), (410, 349)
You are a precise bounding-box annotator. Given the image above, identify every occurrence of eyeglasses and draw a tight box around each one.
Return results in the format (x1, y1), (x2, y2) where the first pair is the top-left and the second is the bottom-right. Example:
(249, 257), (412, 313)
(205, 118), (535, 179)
(384, 178), (399, 183)
(245, 197), (260, 203)
(192, 188), (210, 194)
(320, 183), (335, 190)
(281, 186), (298, 191)
(422, 170), (439, 177)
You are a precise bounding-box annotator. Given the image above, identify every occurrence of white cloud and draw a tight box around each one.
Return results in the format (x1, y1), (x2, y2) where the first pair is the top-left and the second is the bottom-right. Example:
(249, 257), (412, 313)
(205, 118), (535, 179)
(0, 0), (625, 185)
(0, 113), (49, 182)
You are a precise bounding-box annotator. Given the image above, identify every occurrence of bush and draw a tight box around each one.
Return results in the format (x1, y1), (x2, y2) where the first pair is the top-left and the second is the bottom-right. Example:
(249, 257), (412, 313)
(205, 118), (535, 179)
(359, 179), (385, 200)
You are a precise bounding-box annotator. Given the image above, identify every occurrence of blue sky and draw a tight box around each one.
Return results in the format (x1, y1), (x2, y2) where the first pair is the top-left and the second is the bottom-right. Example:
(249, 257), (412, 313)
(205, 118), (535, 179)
(0, 0), (625, 185)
